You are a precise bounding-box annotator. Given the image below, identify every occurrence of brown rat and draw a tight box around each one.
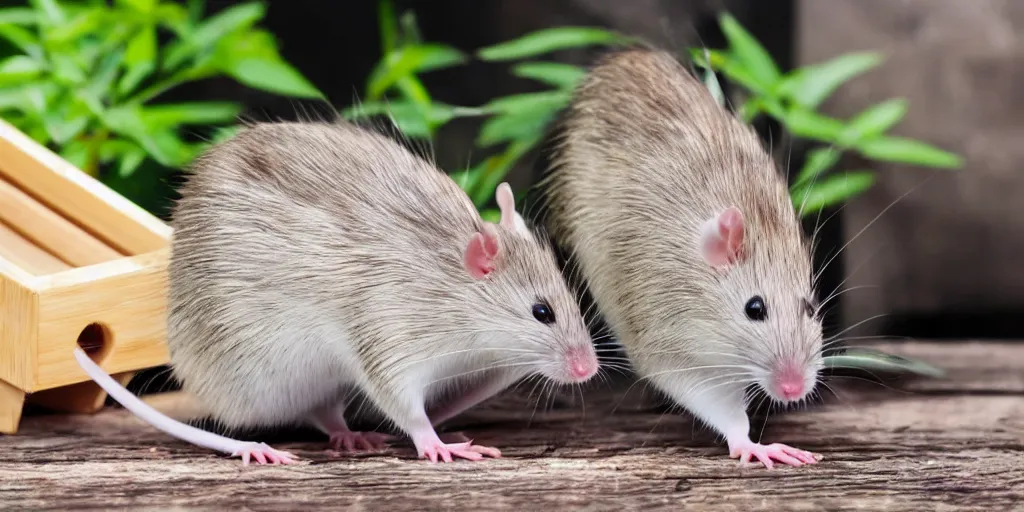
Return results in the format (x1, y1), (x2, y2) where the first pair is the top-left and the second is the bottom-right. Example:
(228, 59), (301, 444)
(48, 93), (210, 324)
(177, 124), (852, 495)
(536, 49), (824, 469)
(78, 120), (599, 464)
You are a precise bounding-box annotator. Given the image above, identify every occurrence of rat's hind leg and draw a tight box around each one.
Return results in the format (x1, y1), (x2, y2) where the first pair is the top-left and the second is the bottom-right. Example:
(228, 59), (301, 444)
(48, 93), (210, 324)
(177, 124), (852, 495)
(310, 399), (394, 452)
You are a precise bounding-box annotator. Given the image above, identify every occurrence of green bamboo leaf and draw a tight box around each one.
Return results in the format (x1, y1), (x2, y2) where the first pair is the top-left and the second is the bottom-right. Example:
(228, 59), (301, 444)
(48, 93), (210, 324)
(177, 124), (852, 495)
(791, 147), (841, 189)
(59, 140), (90, 170)
(164, 2), (265, 70)
(117, 147), (147, 177)
(824, 347), (945, 378)
(51, 53), (87, 84)
(0, 56), (43, 84)
(115, 0), (157, 13)
(777, 52), (882, 109)
(689, 47), (768, 96)
(470, 135), (540, 206)
(782, 109), (847, 143)
(856, 136), (963, 168)
(139, 102), (243, 128)
(98, 138), (140, 162)
(366, 44), (466, 99)
(511, 62), (586, 89)
(791, 171), (875, 216)
(476, 107), (555, 149)
(717, 12), (781, 90)
(45, 8), (105, 44)
(0, 24), (42, 58)
(480, 90), (570, 115)
(0, 8), (39, 25)
(30, 0), (66, 24)
(477, 27), (634, 61)
(342, 100), (482, 139)
(101, 105), (178, 166)
(839, 98), (906, 146)
(377, 0), (398, 53)
(226, 57), (323, 99)
(118, 26), (157, 95)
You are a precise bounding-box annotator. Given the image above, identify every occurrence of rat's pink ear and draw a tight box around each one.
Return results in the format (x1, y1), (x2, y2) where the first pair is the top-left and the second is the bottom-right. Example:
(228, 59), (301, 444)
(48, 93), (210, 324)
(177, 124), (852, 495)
(463, 223), (501, 279)
(699, 206), (746, 270)
(496, 182), (529, 234)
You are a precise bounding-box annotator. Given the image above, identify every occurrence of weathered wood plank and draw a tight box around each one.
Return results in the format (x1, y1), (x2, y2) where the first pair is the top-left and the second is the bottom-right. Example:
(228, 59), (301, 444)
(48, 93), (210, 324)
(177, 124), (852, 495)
(1, 341), (1022, 511)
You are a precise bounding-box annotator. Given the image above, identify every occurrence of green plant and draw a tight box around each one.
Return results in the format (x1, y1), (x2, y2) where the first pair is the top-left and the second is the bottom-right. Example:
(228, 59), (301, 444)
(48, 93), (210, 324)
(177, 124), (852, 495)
(0, 0), (321, 190)
(691, 13), (963, 217)
(343, 0), (633, 222)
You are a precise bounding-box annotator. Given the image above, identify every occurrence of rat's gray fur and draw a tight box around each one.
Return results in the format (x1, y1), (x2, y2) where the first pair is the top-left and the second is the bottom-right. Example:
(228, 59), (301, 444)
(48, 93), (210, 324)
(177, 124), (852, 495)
(539, 49), (823, 436)
(167, 121), (592, 438)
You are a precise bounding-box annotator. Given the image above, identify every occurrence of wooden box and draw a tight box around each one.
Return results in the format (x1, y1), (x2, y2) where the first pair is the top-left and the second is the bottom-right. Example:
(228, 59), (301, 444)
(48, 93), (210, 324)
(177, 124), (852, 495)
(0, 119), (172, 434)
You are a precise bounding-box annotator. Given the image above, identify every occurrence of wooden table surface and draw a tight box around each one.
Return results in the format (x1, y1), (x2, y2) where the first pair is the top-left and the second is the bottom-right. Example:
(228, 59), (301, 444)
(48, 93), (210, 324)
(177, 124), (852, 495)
(2, 341), (1022, 511)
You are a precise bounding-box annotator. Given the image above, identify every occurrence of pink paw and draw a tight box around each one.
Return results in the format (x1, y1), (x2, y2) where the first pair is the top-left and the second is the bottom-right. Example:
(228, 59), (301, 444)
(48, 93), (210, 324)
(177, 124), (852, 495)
(231, 442), (298, 465)
(728, 441), (819, 469)
(329, 431), (394, 452)
(419, 440), (502, 463)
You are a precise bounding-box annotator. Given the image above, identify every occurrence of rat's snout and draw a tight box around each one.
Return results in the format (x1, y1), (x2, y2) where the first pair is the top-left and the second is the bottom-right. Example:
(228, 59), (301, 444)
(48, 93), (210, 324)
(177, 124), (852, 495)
(771, 362), (809, 402)
(564, 346), (598, 382)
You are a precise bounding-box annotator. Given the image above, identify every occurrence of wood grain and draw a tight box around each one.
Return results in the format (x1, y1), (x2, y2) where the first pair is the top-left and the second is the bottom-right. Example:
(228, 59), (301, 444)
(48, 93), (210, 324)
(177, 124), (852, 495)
(0, 272), (37, 395)
(0, 176), (125, 267)
(1, 341), (1021, 510)
(0, 118), (171, 255)
(0, 221), (69, 276)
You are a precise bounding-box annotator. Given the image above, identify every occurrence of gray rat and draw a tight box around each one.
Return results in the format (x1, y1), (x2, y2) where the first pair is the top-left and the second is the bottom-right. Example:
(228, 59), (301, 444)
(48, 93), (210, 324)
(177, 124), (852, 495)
(536, 49), (823, 469)
(76, 120), (599, 464)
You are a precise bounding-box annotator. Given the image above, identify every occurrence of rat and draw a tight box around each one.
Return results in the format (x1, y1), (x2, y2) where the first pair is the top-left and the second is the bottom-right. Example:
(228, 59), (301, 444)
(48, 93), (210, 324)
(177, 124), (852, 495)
(75, 120), (599, 465)
(534, 48), (824, 469)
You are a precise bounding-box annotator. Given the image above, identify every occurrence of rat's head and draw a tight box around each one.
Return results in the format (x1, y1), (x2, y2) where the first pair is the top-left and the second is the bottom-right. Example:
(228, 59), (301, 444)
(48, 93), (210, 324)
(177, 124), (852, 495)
(459, 182), (598, 385)
(694, 202), (823, 405)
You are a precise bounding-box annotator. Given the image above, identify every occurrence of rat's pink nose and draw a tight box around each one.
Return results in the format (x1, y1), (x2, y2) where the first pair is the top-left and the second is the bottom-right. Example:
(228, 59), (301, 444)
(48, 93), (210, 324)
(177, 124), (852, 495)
(779, 381), (803, 400)
(774, 365), (806, 401)
(566, 347), (597, 381)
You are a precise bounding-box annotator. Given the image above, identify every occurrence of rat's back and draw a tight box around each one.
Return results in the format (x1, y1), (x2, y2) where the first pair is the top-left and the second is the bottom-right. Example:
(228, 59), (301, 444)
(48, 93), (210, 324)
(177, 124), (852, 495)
(542, 49), (800, 359)
(167, 121), (480, 428)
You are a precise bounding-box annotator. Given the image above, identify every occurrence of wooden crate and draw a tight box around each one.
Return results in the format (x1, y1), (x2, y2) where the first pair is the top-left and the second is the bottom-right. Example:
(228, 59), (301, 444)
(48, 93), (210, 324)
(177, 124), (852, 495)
(0, 118), (172, 434)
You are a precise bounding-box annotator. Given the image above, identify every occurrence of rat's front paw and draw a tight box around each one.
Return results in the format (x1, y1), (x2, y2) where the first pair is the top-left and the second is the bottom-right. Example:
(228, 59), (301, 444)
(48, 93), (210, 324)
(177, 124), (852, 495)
(727, 440), (819, 469)
(231, 442), (298, 465)
(418, 440), (501, 463)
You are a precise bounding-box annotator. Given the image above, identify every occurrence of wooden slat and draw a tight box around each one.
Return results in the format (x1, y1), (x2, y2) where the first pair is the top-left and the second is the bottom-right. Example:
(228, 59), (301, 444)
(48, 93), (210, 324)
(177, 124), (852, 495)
(0, 177), (125, 266)
(0, 119), (171, 255)
(0, 221), (70, 275)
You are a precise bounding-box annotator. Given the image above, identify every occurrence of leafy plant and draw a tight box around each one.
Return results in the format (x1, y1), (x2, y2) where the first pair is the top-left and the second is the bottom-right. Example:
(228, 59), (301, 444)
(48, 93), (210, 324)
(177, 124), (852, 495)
(691, 12), (963, 217)
(0, 0), (321, 190)
(343, 0), (633, 222)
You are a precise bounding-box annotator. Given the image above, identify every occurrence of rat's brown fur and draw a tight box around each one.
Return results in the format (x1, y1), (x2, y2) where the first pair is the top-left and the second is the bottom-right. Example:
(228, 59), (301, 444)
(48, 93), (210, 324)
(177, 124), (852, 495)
(539, 49), (823, 442)
(168, 121), (593, 439)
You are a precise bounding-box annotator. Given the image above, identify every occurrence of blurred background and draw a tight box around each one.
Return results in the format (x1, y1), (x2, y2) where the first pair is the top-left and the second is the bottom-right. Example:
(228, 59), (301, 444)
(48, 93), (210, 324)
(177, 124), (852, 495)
(0, 0), (1020, 359)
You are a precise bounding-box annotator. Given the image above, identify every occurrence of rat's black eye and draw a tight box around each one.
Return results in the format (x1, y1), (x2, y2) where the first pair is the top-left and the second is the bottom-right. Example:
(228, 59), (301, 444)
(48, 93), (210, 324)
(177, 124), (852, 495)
(744, 296), (767, 321)
(532, 302), (555, 324)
